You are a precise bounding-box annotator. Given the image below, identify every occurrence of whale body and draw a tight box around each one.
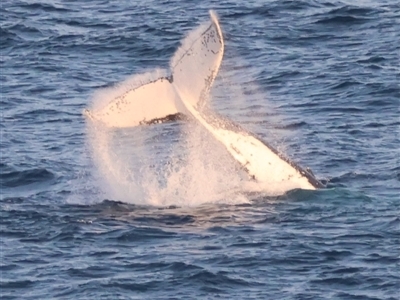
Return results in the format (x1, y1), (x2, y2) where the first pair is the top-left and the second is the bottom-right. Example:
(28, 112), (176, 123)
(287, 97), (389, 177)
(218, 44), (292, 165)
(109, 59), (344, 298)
(84, 11), (324, 191)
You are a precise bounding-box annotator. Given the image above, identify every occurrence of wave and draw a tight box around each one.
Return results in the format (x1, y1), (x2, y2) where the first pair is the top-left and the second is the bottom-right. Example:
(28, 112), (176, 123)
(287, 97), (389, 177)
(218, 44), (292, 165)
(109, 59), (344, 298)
(17, 2), (75, 13)
(0, 168), (54, 188)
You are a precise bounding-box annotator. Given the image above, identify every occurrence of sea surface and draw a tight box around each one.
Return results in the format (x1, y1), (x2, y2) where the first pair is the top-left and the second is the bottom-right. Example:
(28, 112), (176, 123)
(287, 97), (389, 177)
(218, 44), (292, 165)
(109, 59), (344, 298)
(1, 0), (399, 299)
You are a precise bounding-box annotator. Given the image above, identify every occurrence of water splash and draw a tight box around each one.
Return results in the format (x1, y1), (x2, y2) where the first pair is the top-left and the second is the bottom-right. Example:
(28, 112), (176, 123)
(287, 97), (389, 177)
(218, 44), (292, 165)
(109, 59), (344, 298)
(85, 74), (247, 206)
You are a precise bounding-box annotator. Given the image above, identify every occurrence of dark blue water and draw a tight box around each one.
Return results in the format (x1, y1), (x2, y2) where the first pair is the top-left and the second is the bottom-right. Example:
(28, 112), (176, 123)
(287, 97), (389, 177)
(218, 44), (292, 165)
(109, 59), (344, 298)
(1, 0), (399, 299)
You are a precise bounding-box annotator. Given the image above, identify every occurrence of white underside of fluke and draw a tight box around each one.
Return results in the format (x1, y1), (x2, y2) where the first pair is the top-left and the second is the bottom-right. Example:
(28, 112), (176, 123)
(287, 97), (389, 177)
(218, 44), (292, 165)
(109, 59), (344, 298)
(84, 77), (181, 127)
(84, 11), (319, 191)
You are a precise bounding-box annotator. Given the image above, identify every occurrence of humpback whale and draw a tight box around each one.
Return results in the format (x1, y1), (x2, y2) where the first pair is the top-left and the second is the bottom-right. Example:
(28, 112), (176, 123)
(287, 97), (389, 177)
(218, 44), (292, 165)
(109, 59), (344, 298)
(84, 11), (324, 191)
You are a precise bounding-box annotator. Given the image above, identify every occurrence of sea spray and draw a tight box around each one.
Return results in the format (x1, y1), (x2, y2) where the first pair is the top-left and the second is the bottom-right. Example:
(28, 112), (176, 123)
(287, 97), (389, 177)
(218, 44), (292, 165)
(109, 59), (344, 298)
(85, 69), (246, 206)
(145, 121), (246, 206)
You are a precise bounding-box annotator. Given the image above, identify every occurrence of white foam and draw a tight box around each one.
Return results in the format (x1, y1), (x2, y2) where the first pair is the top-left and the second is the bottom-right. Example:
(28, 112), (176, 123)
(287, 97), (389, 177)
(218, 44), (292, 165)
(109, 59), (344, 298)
(85, 94), (247, 206)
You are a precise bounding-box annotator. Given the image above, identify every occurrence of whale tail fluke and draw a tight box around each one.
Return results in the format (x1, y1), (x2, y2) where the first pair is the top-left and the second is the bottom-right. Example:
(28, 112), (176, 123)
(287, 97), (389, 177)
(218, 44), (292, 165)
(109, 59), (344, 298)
(84, 11), (324, 191)
(83, 76), (182, 128)
(84, 10), (223, 128)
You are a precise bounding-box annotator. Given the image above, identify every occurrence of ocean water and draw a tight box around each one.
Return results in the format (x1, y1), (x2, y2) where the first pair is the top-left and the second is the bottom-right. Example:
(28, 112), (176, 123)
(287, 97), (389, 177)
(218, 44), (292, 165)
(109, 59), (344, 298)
(1, 0), (399, 299)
